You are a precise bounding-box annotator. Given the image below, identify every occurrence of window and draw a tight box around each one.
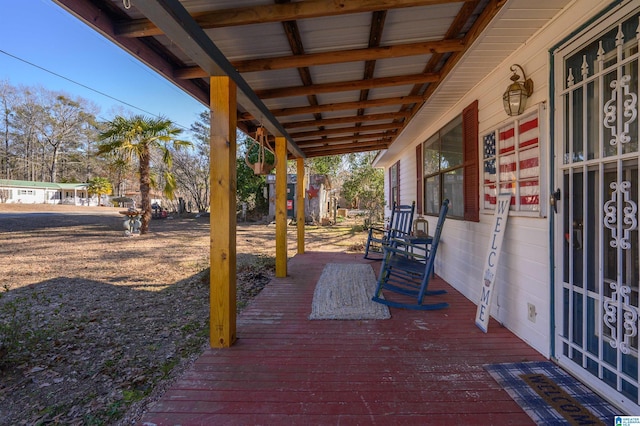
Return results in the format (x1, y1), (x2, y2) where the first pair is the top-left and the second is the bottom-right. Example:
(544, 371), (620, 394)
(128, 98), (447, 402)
(18, 189), (35, 195)
(482, 109), (542, 213)
(423, 116), (464, 218)
(418, 100), (478, 220)
(389, 161), (400, 207)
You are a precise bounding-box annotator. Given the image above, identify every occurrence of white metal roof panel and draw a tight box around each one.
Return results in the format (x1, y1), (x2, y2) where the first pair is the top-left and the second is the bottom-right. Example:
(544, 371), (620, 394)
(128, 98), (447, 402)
(297, 13), (372, 53)
(207, 23), (292, 61)
(380, 0), (574, 162)
(383, 3), (464, 43)
(243, 68), (302, 91)
(373, 55), (433, 78)
(310, 62), (365, 85)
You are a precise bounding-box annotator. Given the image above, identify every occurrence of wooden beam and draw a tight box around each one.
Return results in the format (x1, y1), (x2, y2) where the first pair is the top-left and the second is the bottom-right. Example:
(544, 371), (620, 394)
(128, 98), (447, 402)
(175, 39), (464, 77)
(278, 10), (324, 123)
(421, 0), (503, 103)
(282, 112), (410, 129)
(271, 95), (423, 117)
(255, 39), (461, 73)
(209, 76), (237, 348)
(296, 158), (305, 254)
(256, 73), (439, 99)
(116, 0), (462, 37)
(303, 140), (391, 151)
(356, 10), (386, 119)
(294, 132), (394, 147)
(275, 136), (288, 278)
(290, 122), (403, 139)
(399, 1), (480, 117)
(303, 142), (390, 157)
(130, 0), (305, 159)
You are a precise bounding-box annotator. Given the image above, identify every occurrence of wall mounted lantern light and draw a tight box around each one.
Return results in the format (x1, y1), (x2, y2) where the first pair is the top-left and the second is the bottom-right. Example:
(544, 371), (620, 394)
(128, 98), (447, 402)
(413, 215), (429, 238)
(502, 64), (534, 116)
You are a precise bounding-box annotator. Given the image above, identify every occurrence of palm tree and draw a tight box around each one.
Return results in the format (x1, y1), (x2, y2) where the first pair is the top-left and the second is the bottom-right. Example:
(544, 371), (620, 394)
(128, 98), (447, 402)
(86, 176), (112, 205)
(97, 115), (191, 234)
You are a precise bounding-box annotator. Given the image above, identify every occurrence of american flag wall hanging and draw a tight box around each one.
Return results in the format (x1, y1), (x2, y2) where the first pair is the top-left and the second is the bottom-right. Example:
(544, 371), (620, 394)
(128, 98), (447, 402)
(483, 112), (540, 212)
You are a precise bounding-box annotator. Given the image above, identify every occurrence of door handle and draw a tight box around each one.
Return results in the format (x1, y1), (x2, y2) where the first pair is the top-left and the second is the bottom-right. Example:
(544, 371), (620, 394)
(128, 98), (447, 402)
(550, 188), (561, 214)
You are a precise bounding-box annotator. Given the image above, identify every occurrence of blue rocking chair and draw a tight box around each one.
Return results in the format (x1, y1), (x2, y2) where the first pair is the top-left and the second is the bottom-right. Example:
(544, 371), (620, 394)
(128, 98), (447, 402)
(372, 199), (449, 310)
(364, 201), (415, 260)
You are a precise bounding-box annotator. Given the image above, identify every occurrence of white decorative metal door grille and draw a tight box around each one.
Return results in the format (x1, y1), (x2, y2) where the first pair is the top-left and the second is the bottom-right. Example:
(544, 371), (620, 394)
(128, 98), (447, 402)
(556, 7), (640, 413)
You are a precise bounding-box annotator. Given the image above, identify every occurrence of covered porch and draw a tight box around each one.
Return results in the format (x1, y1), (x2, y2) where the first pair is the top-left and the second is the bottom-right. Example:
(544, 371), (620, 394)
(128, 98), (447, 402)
(140, 251), (545, 425)
(50, 0), (570, 350)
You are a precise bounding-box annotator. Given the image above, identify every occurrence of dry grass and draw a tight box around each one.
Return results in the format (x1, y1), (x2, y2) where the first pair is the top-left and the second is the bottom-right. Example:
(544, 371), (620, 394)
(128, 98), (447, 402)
(0, 204), (367, 425)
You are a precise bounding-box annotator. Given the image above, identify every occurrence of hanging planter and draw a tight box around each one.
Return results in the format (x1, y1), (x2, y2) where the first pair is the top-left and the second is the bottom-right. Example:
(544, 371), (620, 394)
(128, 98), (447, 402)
(245, 126), (277, 175)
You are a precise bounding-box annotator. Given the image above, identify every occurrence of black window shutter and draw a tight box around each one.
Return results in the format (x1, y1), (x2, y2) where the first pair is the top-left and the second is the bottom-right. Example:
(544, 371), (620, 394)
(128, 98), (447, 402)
(463, 100), (479, 222)
(397, 160), (401, 206)
(415, 144), (423, 214)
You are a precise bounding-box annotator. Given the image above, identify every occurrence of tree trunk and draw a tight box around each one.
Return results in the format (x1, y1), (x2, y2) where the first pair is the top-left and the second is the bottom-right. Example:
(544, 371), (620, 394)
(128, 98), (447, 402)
(3, 107), (9, 179)
(139, 144), (152, 234)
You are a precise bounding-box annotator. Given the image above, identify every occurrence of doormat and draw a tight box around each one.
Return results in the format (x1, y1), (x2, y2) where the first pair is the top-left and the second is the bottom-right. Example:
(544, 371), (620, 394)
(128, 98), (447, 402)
(309, 263), (390, 320)
(485, 361), (618, 425)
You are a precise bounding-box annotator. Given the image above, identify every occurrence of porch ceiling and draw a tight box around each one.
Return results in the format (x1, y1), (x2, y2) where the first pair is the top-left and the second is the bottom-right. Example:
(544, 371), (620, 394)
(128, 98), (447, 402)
(53, 0), (570, 159)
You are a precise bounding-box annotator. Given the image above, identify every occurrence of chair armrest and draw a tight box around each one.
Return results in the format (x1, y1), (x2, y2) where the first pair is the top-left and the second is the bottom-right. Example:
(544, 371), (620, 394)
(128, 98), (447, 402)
(368, 225), (386, 233)
(367, 225), (387, 238)
(383, 239), (428, 262)
(388, 230), (416, 245)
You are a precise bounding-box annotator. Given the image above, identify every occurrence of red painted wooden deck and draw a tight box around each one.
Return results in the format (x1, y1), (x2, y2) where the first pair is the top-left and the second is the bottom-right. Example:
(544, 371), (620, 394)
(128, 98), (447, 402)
(140, 252), (545, 425)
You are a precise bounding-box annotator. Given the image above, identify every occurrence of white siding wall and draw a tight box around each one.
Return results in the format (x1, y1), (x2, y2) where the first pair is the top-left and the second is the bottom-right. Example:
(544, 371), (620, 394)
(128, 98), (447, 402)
(401, 152), (417, 208)
(9, 188), (47, 204)
(385, 0), (610, 357)
(382, 154), (418, 218)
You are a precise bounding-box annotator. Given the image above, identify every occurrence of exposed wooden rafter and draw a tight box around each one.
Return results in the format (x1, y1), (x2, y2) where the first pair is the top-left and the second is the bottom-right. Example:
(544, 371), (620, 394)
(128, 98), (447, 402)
(116, 0), (464, 37)
(276, 0), (324, 126)
(271, 96), (424, 117)
(255, 72), (439, 99)
(175, 39), (464, 78)
(55, 0), (505, 159)
(302, 141), (391, 158)
(294, 132), (394, 146)
(289, 122), (404, 140)
(282, 111), (410, 129)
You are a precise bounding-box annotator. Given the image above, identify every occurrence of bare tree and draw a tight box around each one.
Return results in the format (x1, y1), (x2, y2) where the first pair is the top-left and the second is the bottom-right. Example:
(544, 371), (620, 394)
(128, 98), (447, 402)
(37, 94), (96, 182)
(0, 81), (16, 179)
(172, 111), (210, 212)
(7, 85), (99, 183)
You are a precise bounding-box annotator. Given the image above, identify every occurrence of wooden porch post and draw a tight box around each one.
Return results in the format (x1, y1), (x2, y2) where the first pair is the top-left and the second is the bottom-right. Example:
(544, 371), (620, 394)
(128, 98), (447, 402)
(209, 76), (237, 348)
(296, 157), (305, 254)
(275, 136), (287, 277)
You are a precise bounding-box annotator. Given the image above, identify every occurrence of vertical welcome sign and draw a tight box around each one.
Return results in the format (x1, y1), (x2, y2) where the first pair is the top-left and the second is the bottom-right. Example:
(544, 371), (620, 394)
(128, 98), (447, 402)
(475, 193), (511, 333)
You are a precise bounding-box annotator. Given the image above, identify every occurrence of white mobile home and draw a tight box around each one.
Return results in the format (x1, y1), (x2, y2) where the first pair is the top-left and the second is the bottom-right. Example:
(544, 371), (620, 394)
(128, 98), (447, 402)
(0, 179), (93, 205)
(374, 0), (640, 413)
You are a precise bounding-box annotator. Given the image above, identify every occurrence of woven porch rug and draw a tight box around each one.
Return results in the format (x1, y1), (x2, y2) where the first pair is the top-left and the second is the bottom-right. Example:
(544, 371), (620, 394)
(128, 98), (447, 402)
(485, 361), (619, 425)
(309, 263), (390, 320)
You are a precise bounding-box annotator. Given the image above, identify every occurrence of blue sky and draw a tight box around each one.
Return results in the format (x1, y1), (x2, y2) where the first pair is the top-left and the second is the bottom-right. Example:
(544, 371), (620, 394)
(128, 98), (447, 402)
(0, 0), (206, 132)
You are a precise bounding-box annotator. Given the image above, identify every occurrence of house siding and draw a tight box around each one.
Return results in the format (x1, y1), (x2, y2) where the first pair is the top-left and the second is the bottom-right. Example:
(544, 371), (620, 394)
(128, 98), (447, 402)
(382, 0), (613, 358)
(400, 154), (417, 209)
(382, 153), (418, 218)
(0, 180), (93, 206)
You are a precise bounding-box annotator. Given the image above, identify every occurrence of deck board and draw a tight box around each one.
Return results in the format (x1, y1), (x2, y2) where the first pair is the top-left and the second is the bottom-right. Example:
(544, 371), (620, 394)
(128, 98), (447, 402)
(140, 252), (544, 425)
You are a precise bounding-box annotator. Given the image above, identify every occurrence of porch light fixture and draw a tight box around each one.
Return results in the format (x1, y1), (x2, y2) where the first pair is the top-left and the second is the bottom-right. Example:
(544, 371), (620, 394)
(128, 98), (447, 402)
(502, 64), (534, 116)
(413, 215), (429, 238)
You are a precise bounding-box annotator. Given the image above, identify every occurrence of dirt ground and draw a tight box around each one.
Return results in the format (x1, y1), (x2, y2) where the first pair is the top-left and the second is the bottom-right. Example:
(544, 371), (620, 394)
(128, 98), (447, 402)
(0, 203), (367, 425)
